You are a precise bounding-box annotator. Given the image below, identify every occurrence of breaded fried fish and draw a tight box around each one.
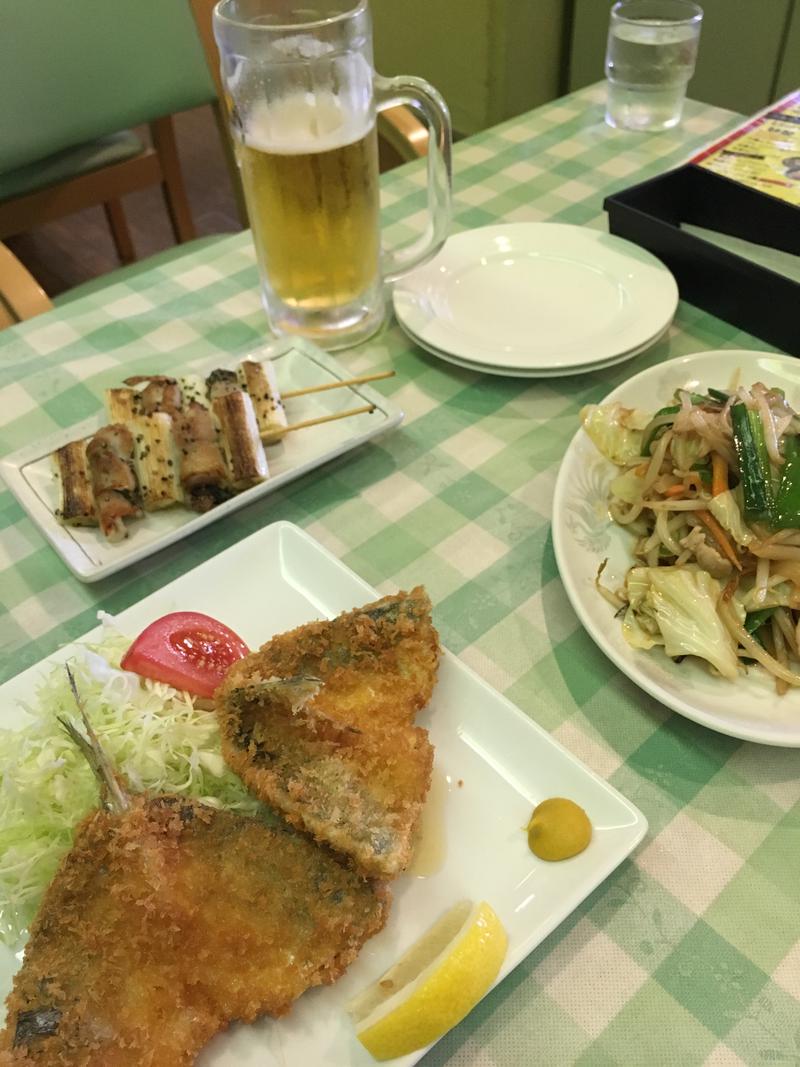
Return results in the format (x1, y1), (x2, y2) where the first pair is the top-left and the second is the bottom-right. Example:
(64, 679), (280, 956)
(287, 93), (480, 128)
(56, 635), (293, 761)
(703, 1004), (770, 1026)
(216, 587), (440, 879)
(0, 684), (388, 1066)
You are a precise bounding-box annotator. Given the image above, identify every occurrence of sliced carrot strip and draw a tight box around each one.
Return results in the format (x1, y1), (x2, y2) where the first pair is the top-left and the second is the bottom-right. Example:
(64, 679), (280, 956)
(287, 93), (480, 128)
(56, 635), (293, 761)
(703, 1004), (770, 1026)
(711, 453), (728, 497)
(696, 510), (742, 571)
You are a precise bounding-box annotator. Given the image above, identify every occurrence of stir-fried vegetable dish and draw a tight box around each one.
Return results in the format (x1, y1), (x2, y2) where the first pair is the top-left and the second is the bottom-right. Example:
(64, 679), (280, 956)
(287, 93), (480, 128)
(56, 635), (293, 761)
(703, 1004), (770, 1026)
(582, 380), (800, 694)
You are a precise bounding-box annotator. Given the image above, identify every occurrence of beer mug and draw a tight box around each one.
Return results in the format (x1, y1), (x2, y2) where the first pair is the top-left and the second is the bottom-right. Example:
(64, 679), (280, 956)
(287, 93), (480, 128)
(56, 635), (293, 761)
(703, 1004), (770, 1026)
(213, 0), (452, 348)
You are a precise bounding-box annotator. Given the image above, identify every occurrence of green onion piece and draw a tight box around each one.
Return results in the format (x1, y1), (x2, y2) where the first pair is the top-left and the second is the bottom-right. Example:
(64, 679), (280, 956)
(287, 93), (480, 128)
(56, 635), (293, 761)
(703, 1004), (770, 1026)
(707, 387), (730, 403)
(730, 402), (774, 525)
(744, 607), (777, 635)
(775, 435), (800, 529)
(642, 404), (681, 455)
(691, 459), (712, 486)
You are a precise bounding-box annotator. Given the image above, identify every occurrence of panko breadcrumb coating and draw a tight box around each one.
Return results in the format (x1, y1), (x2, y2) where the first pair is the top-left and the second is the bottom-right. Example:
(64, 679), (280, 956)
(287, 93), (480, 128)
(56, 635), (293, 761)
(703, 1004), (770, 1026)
(215, 587), (440, 879)
(0, 796), (388, 1065)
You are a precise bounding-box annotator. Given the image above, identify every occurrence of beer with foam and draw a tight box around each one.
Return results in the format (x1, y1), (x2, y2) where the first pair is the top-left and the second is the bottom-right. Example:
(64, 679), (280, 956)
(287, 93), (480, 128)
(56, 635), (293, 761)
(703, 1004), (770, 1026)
(238, 94), (380, 317)
(213, 0), (452, 347)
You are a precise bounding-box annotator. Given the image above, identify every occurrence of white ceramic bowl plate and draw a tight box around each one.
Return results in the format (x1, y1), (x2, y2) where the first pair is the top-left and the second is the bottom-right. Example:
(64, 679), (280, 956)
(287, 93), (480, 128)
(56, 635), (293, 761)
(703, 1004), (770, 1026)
(553, 349), (800, 747)
(393, 223), (678, 374)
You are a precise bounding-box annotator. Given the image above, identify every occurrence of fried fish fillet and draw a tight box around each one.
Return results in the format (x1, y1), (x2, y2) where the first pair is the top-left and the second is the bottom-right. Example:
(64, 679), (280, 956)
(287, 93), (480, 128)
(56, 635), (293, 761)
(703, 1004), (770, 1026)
(0, 797), (388, 1065)
(216, 587), (441, 879)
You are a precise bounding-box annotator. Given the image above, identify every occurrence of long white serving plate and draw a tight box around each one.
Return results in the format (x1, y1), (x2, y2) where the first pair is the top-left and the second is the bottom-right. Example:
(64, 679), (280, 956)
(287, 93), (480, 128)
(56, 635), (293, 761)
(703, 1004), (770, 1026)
(0, 521), (647, 1065)
(0, 338), (402, 582)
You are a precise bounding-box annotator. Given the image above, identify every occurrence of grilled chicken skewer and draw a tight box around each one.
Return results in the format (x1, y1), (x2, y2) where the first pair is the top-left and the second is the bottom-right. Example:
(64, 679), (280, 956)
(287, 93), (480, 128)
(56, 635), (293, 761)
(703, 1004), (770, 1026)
(173, 401), (233, 513)
(85, 425), (141, 541)
(52, 361), (383, 538)
(123, 375), (183, 416)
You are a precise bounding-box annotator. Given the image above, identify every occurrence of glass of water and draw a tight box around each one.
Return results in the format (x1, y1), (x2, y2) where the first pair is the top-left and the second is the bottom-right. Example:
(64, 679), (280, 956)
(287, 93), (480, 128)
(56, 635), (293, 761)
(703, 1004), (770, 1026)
(605, 0), (703, 131)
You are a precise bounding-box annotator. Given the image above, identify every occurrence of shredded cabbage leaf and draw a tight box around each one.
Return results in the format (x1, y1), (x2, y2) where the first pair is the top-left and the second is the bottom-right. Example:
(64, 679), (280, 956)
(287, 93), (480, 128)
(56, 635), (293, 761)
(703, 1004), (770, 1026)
(622, 565), (741, 680)
(0, 618), (260, 947)
(708, 489), (754, 547)
(670, 431), (705, 472)
(580, 403), (649, 466)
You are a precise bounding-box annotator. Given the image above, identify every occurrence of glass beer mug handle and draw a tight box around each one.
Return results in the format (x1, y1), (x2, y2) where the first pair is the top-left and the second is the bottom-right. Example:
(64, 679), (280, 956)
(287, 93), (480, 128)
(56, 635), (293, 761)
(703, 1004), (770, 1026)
(374, 74), (452, 283)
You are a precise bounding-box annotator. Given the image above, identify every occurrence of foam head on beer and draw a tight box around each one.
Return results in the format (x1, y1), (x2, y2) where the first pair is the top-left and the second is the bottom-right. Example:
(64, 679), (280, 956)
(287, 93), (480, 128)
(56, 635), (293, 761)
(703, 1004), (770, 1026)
(237, 66), (381, 313)
(243, 92), (369, 155)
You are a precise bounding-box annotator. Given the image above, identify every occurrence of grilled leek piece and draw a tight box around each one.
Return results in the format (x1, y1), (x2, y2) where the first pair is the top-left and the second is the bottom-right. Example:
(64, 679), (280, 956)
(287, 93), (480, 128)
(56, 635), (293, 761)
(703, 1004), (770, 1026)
(129, 413), (184, 511)
(207, 368), (240, 401)
(53, 441), (97, 527)
(105, 388), (138, 423)
(178, 374), (209, 409)
(239, 359), (288, 444)
(212, 390), (269, 490)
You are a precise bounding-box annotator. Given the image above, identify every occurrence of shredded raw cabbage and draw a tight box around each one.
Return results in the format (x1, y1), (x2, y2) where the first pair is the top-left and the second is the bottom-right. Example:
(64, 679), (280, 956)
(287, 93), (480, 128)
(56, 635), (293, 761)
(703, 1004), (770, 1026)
(0, 617), (260, 947)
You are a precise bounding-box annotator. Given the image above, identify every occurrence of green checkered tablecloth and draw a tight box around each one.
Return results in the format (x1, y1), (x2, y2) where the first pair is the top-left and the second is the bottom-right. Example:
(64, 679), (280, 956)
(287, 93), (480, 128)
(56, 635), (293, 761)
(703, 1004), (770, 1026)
(2, 83), (799, 1065)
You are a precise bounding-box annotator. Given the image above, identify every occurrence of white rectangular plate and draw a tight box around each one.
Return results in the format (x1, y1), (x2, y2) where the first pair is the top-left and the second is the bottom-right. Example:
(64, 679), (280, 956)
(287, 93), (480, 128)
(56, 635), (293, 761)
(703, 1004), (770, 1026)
(0, 338), (403, 583)
(0, 522), (647, 1065)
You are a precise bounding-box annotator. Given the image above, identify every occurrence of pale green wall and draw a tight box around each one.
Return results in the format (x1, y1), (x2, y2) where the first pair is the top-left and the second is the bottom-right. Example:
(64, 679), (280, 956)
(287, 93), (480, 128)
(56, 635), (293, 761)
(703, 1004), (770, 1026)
(569, 0), (800, 116)
(776, 0), (800, 98)
(370, 0), (800, 137)
(371, 0), (567, 135)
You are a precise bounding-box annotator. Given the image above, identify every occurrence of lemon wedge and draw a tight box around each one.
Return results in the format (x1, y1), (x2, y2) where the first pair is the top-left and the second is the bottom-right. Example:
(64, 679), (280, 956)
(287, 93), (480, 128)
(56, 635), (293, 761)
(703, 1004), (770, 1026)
(349, 900), (507, 1061)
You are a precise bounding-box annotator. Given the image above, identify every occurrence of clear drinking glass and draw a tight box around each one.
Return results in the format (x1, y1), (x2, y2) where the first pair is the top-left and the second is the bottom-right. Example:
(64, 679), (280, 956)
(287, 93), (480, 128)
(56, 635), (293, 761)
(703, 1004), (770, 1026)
(605, 0), (703, 132)
(213, 0), (452, 349)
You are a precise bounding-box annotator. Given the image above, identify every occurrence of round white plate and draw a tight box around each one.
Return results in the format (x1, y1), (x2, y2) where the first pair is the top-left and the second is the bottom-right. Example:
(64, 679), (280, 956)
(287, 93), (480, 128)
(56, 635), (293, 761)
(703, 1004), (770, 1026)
(553, 349), (800, 747)
(398, 317), (670, 379)
(392, 223), (678, 372)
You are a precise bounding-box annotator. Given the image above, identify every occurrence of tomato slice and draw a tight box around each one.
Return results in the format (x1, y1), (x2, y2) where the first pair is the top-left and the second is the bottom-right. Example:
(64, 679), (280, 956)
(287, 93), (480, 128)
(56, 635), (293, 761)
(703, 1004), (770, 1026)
(120, 611), (250, 699)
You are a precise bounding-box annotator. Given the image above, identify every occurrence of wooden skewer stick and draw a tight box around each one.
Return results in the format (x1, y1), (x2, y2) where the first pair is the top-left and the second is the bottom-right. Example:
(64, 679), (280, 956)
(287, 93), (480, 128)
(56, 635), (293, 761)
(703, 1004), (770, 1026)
(282, 370), (395, 399)
(265, 403), (376, 440)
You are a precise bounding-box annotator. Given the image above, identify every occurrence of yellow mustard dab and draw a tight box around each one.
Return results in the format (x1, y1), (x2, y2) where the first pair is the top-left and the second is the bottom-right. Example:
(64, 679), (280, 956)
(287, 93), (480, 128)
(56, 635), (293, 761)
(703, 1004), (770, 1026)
(526, 797), (592, 861)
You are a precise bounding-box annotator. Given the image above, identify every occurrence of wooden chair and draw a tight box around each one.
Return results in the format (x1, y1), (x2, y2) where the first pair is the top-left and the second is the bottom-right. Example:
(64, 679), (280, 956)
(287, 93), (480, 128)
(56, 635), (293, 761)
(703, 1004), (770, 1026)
(0, 242), (53, 330)
(0, 1), (221, 264)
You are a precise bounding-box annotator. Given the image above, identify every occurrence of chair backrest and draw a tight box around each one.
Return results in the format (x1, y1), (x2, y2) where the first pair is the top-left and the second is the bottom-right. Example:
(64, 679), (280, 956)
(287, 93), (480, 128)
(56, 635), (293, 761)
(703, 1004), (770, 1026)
(0, 243), (52, 328)
(0, 1), (217, 173)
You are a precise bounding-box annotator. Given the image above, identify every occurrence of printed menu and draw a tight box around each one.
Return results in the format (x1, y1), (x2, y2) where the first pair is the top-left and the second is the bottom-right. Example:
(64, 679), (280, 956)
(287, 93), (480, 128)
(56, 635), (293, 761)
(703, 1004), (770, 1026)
(691, 90), (800, 207)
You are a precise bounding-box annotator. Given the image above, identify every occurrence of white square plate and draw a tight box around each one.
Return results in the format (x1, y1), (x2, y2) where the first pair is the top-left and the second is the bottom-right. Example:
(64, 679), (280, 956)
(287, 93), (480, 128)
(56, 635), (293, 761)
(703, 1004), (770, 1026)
(0, 338), (403, 583)
(0, 522), (647, 1065)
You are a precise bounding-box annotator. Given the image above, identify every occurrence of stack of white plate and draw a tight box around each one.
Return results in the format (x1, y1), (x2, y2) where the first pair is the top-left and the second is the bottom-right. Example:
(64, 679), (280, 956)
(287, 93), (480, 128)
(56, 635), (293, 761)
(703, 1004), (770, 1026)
(392, 223), (678, 378)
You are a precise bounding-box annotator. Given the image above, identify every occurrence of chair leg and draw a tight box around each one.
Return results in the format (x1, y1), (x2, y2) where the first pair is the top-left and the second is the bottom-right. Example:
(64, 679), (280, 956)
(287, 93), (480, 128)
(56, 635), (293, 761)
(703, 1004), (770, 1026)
(103, 200), (137, 264)
(150, 116), (196, 244)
